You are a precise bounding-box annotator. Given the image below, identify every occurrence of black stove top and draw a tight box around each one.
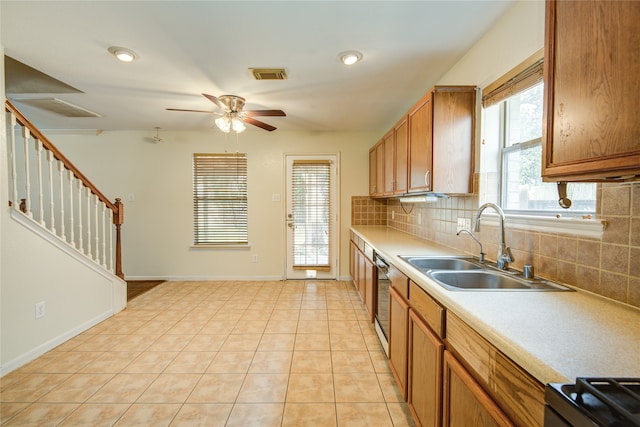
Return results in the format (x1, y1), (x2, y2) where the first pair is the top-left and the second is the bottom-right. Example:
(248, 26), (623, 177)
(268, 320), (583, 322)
(545, 378), (640, 427)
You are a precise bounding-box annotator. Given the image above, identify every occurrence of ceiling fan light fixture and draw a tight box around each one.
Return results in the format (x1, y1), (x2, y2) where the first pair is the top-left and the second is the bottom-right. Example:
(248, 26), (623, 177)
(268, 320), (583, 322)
(231, 117), (246, 133)
(108, 46), (137, 63)
(338, 50), (363, 65)
(215, 116), (231, 133)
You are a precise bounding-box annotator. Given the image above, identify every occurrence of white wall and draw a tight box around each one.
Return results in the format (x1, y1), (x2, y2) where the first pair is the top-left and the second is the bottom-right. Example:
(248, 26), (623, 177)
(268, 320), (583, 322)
(53, 129), (374, 280)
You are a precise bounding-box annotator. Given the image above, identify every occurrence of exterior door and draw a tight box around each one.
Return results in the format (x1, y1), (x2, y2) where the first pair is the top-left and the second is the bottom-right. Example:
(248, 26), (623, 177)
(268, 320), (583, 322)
(285, 154), (338, 279)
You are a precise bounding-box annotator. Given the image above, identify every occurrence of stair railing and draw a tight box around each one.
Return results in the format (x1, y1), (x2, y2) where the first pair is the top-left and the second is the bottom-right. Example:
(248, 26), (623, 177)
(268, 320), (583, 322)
(4, 100), (124, 278)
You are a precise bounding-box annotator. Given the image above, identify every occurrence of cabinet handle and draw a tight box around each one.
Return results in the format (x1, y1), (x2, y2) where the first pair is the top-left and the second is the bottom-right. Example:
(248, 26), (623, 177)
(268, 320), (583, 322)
(425, 171), (431, 190)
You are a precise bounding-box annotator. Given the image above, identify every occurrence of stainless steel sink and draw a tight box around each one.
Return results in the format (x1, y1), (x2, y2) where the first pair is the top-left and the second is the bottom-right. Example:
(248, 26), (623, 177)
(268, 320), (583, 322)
(399, 256), (483, 271)
(428, 270), (571, 291)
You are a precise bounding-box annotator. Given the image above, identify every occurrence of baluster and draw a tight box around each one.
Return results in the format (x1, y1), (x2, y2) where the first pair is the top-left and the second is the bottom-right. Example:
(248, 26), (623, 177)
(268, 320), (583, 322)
(47, 150), (56, 233)
(36, 140), (45, 225)
(58, 160), (65, 240)
(102, 204), (107, 267)
(22, 127), (32, 217)
(9, 113), (19, 207)
(94, 196), (99, 263)
(77, 181), (84, 253)
(109, 208), (114, 272)
(86, 187), (92, 259)
(68, 170), (75, 248)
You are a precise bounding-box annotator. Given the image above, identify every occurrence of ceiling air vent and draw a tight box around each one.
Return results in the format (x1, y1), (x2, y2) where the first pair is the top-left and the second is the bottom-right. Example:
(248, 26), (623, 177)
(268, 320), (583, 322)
(249, 68), (287, 80)
(12, 98), (101, 118)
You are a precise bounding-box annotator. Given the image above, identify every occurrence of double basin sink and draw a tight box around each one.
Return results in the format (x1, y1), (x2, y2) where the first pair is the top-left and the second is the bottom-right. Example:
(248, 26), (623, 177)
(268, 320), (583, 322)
(399, 256), (572, 291)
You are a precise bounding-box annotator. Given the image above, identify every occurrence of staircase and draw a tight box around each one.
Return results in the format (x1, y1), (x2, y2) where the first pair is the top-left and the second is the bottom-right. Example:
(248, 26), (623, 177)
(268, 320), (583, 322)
(1, 100), (127, 376)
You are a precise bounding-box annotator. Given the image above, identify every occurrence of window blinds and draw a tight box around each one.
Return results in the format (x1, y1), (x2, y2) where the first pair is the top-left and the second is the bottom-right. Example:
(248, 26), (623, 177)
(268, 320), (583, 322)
(193, 153), (248, 245)
(291, 160), (332, 269)
(482, 58), (544, 108)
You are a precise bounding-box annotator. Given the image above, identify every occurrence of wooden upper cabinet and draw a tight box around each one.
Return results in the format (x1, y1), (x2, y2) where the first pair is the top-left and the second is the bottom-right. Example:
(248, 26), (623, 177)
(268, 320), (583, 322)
(394, 117), (409, 195)
(408, 92), (433, 193)
(542, 0), (640, 181)
(373, 140), (385, 197)
(383, 130), (395, 195)
(368, 146), (377, 196)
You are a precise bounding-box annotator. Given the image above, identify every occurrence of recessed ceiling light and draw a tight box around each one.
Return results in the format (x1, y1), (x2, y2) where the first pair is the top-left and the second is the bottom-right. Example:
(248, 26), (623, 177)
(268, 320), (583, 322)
(108, 46), (137, 63)
(338, 50), (363, 65)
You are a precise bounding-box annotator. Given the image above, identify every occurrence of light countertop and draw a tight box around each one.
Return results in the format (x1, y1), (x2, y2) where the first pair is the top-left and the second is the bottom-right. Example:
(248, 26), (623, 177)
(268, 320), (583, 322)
(351, 225), (640, 385)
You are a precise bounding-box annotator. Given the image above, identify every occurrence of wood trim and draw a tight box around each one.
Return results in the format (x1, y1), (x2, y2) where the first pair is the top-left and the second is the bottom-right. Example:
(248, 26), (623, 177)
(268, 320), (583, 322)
(409, 281), (444, 338)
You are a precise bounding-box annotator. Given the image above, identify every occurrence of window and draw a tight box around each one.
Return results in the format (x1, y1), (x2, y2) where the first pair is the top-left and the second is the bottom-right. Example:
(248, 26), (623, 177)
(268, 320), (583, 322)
(192, 153), (248, 245)
(482, 59), (596, 215)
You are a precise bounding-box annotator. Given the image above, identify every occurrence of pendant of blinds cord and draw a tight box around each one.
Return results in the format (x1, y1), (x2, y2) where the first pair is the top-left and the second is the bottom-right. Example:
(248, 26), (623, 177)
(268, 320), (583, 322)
(557, 182), (572, 209)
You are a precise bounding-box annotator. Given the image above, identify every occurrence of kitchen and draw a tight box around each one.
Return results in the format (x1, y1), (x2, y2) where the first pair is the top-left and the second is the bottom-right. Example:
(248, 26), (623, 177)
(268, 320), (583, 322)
(1, 0), (639, 426)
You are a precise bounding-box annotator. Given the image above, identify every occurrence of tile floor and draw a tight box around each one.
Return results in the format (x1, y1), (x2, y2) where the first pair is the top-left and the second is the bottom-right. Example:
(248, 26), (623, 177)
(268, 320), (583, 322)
(0, 280), (416, 426)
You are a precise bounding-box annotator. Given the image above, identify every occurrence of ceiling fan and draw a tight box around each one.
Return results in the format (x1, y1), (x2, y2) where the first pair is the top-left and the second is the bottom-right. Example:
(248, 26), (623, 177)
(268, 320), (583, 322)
(167, 93), (286, 132)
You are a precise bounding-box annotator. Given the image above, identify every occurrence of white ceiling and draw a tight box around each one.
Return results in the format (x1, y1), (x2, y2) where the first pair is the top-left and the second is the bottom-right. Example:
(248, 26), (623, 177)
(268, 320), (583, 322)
(1, 1), (514, 134)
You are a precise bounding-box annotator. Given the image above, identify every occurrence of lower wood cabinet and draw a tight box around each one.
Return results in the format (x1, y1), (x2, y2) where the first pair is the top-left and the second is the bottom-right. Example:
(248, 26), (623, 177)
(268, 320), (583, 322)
(389, 286), (409, 399)
(350, 239), (375, 323)
(408, 308), (444, 427)
(443, 351), (514, 427)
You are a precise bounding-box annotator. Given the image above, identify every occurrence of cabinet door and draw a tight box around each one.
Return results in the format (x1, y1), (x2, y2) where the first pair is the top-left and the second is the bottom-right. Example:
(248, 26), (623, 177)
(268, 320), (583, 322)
(408, 309), (443, 427)
(383, 130), (395, 195)
(432, 87), (476, 193)
(389, 286), (409, 400)
(357, 249), (365, 303)
(375, 141), (385, 197)
(394, 117), (409, 195)
(349, 241), (358, 286)
(443, 351), (514, 427)
(368, 147), (377, 196)
(543, 0), (640, 181)
(408, 92), (433, 193)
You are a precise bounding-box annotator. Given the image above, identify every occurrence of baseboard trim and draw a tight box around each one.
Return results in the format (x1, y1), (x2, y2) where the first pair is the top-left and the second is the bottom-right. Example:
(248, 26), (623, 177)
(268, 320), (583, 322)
(124, 275), (286, 282)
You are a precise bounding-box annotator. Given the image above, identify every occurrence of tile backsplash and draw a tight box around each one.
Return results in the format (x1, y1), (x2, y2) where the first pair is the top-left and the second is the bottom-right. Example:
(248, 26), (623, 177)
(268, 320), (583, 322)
(351, 182), (640, 309)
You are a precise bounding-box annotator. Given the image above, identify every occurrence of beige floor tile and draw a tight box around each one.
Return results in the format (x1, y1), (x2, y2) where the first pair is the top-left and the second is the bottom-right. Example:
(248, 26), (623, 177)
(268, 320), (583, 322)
(219, 334), (261, 352)
(335, 402), (393, 427)
(257, 334), (296, 351)
(264, 319), (298, 334)
(199, 320), (238, 335)
(146, 334), (194, 352)
(57, 403), (129, 426)
(88, 373), (158, 403)
(36, 352), (102, 374)
(327, 309), (357, 321)
(164, 351), (215, 373)
(137, 373), (201, 403)
(282, 403), (337, 427)
(286, 373), (334, 403)
(299, 309), (328, 321)
(184, 335), (227, 351)
(290, 351), (333, 373)
(206, 351), (254, 373)
(0, 373), (71, 402)
(109, 334), (160, 352)
(231, 320), (268, 334)
(0, 402), (30, 425)
(331, 351), (375, 373)
(187, 373), (245, 403)
(131, 321), (175, 336)
(170, 403), (233, 426)
(78, 351), (140, 374)
(72, 335), (120, 352)
(377, 373), (405, 402)
(333, 373), (385, 403)
(330, 334), (368, 351)
(240, 310), (274, 321)
(301, 300), (327, 310)
(121, 351), (178, 373)
(114, 403), (181, 426)
(236, 373), (288, 403)
(294, 334), (330, 351)
(297, 320), (329, 334)
(225, 403), (284, 427)
(39, 373), (114, 403)
(386, 402), (417, 427)
(3, 403), (79, 427)
(248, 351), (292, 373)
(369, 350), (392, 373)
(269, 309), (300, 321)
(329, 320), (361, 335)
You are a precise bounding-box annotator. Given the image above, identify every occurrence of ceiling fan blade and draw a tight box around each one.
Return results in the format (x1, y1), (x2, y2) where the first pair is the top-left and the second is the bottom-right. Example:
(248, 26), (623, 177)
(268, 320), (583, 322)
(244, 117), (277, 132)
(202, 93), (223, 108)
(166, 108), (215, 113)
(244, 109), (286, 117)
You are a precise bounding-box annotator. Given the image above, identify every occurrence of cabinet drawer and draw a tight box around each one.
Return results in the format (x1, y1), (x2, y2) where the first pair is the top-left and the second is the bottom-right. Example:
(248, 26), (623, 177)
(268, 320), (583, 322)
(409, 281), (444, 338)
(446, 312), (545, 427)
(389, 265), (409, 300)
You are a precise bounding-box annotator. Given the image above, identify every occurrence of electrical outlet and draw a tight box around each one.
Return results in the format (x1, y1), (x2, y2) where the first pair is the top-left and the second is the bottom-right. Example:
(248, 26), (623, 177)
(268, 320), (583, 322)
(417, 214), (422, 225)
(391, 210), (395, 220)
(464, 218), (471, 230)
(252, 254), (258, 263)
(35, 301), (45, 319)
(457, 218), (466, 232)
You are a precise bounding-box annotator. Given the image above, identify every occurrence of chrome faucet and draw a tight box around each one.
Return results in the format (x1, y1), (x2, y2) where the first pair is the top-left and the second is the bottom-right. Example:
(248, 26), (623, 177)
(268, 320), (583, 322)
(456, 229), (485, 263)
(473, 202), (514, 270)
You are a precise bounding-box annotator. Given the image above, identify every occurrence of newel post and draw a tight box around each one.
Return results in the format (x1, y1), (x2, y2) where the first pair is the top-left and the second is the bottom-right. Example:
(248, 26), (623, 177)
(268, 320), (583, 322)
(113, 198), (124, 279)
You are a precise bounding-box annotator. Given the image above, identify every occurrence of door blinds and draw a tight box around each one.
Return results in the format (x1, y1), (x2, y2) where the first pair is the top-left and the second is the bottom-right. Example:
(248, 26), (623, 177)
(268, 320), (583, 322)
(291, 160), (332, 269)
(193, 153), (248, 245)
